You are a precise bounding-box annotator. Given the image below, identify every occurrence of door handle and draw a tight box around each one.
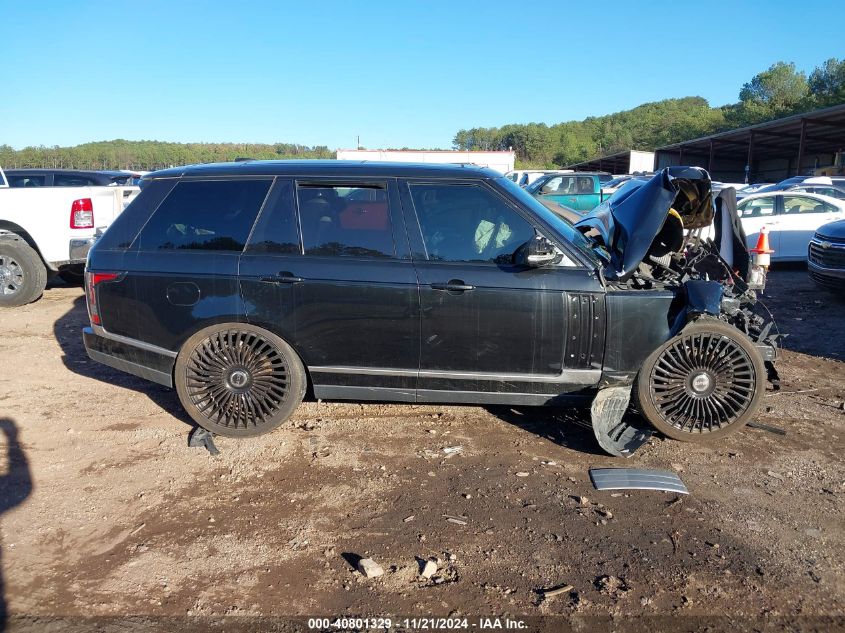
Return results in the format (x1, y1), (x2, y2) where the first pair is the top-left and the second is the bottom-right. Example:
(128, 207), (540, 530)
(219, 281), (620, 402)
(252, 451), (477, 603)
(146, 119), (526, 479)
(431, 280), (475, 292)
(260, 272), (304, 284)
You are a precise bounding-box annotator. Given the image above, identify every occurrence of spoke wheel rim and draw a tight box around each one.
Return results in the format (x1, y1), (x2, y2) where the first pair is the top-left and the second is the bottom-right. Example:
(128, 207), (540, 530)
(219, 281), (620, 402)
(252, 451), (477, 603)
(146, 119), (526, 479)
(185, 329), (289, 430)
(0, 255), (24, 296)
(649, 331), (756, 434)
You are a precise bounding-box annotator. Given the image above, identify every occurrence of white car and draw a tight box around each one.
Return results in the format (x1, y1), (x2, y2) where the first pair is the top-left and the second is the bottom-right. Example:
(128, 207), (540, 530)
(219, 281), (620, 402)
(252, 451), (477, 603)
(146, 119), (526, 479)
(504, 169), (572, 187)
(736, 191), (845, 261)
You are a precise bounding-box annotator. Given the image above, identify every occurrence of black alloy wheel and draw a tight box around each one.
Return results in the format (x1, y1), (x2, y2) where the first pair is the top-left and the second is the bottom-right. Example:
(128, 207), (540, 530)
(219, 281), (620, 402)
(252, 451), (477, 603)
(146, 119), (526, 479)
(636, 319), (765, 441)
(175, 324), (306, 437)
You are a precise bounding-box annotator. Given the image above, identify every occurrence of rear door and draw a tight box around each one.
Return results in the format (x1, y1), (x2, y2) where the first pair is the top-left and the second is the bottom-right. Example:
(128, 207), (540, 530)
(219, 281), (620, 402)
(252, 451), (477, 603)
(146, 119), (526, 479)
(240, 178), (419, 401)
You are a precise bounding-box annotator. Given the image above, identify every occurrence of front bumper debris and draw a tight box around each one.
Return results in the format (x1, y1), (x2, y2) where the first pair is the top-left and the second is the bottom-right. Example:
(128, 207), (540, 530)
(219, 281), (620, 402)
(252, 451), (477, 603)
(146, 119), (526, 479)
(590, 386), (652, 457)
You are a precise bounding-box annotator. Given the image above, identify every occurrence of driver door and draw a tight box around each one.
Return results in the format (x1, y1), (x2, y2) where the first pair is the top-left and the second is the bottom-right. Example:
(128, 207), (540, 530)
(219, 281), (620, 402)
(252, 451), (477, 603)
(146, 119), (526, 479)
(399, 178), (600, 399)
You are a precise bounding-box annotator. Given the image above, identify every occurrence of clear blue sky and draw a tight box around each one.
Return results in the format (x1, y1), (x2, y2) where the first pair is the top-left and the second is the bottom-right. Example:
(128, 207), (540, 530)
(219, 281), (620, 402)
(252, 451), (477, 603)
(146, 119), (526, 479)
(1, 0), (842, 150)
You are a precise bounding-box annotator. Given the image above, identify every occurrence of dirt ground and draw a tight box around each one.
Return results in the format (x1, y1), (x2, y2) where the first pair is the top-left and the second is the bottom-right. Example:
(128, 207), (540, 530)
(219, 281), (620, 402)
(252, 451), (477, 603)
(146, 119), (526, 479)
(0, 266), (844, 631)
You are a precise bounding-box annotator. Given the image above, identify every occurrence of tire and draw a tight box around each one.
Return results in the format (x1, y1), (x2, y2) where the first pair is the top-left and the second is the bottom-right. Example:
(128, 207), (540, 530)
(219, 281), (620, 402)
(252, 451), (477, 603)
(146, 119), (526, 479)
(58, 265), (85, 286)
(635, 319), (765, 442)
(174, 323), (307, 438)
(0, 237), (48, 308)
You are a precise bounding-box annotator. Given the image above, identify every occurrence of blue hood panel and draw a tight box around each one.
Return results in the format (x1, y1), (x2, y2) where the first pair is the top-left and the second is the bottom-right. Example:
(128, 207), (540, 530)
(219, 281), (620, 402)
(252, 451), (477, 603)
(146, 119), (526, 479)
(575, 167), (713, 281)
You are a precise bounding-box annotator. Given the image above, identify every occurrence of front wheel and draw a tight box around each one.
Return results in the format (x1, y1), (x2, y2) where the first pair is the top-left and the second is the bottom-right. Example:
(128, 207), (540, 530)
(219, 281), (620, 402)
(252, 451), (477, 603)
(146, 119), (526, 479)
(174, 324), (307, 437)
(635, 319), (765, 442)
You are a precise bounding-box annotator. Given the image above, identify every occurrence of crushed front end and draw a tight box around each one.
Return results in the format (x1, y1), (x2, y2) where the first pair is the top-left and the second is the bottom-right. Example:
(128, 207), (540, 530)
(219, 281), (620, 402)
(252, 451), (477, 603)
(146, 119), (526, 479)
(575, 167), (781, 455)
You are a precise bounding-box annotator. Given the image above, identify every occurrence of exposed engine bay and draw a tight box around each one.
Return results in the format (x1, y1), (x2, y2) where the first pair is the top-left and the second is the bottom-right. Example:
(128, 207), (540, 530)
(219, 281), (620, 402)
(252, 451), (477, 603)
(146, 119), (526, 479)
(575, 166), (780, 379)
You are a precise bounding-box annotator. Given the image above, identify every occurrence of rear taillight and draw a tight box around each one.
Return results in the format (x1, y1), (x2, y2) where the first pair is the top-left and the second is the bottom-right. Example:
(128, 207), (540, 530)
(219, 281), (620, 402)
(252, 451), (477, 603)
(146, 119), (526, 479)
(71, 198), (94, 228)
(85, 271), (119, 325)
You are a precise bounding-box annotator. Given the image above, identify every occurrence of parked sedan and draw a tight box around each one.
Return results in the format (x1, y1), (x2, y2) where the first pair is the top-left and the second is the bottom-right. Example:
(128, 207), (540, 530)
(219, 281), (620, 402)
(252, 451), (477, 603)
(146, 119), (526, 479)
(736, 192), (845, 261)
(808, 219), (845, 291)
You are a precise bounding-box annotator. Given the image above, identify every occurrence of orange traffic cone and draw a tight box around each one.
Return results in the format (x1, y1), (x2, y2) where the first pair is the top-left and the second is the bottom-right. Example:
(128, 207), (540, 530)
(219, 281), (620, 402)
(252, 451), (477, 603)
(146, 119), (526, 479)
(750, 225), (775, 268)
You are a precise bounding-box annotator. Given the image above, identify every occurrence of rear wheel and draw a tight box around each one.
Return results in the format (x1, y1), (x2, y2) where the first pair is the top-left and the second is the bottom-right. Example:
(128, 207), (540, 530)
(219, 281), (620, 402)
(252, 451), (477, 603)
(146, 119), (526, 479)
(174, 324), (306, 437)
(635, 319), (765, 442)
(0, 237), (47, 308)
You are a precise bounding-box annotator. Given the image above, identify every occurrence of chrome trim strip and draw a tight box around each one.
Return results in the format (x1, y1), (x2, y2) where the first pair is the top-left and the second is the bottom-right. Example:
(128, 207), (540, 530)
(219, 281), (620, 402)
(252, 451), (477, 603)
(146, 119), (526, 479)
(91, 324), (178, 358)
(811, 237), (845, 249)
(312, 385), (417, 403)
(589, 468), (689, 494)
(309, 365), (601, 385)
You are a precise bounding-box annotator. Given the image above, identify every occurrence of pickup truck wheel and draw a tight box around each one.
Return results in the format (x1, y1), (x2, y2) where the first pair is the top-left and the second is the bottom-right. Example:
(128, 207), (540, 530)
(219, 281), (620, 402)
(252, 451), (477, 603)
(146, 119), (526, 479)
(0, 238), (48, 308)
(175, 324), (307, 438)
(635, 319), (765, 442)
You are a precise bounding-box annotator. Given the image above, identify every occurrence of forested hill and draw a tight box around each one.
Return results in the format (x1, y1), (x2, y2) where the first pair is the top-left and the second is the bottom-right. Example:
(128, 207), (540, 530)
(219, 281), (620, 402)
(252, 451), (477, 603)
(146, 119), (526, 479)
(453, 96), (724, 167)
(0, 140), (333, 171)
(453, 58), (845, 167)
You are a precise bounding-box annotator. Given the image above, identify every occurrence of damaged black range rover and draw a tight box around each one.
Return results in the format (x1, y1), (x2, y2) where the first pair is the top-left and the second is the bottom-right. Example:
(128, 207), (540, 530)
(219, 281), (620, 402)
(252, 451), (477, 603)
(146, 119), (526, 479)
(82, 161), (779, 455)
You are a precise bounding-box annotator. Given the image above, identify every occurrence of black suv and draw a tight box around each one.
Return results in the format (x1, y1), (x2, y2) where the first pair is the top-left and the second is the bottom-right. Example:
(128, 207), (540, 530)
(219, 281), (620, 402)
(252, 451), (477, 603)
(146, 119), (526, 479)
(83, 161), (779, 455)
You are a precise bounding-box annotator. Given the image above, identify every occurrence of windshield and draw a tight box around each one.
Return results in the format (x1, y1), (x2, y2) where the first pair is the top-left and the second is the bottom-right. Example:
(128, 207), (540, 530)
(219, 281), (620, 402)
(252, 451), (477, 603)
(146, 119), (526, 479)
(495, 177), (597, 263)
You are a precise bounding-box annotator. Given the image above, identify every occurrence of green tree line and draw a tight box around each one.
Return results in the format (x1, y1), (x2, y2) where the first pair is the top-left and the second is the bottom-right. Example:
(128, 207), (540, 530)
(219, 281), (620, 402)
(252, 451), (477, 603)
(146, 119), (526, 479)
(453, 58), (845, 168)
(0, 140), (333, 171)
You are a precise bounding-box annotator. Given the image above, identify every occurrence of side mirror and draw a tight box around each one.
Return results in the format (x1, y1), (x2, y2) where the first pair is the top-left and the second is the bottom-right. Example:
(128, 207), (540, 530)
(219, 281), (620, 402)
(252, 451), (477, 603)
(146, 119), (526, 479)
(515, 235), (560, 268)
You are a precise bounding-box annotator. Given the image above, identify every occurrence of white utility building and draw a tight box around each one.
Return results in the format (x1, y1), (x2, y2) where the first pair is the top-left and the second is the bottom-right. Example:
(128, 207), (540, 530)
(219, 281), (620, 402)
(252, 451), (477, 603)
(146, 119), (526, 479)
(335, 149), (515, 175)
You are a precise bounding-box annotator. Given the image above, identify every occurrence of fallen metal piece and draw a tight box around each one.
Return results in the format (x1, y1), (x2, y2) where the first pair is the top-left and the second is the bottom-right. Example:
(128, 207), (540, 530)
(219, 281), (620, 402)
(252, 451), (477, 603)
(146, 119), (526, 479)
(541, 584), (574, 599)
(589, 468), (689, 494)
(188, 426), (220, 456)
(747, 421), (787, 436)
(590, 386), (652, 457)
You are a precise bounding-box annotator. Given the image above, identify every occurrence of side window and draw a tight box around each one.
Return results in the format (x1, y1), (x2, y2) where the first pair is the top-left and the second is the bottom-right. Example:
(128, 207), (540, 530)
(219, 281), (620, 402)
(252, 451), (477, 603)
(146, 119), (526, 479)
(134, 179), (271, 252)
(576, 176), (595, 194)
(408, 182), (536, 263)
(96, 178), (178, 250)
(782, 195), (834, 214)
(559, 176), (578, 194)
(738, 197), (775, 218)
(245, 179), (300, 254)
(55, 175), (96, 187)
(812, 187), (845, 200)
(297, 183), (394, 258)
(8, 175), (46, 187)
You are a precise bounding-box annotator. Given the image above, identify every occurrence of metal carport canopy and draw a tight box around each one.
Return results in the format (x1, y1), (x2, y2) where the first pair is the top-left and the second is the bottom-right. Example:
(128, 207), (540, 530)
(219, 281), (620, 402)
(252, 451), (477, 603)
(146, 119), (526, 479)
(654, 103), (845, 182)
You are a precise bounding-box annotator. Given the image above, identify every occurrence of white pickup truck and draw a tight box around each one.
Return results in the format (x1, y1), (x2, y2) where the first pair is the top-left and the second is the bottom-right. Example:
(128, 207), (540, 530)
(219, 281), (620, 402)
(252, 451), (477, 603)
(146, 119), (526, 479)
(0, 167), (138, 307)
